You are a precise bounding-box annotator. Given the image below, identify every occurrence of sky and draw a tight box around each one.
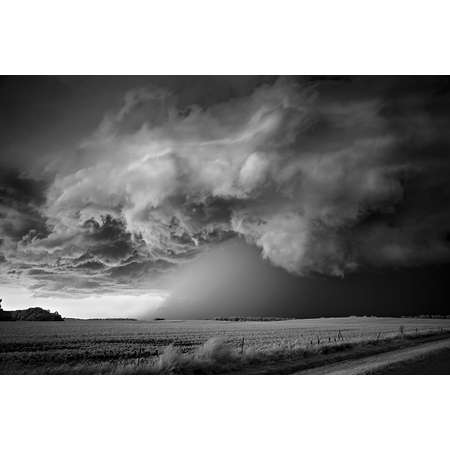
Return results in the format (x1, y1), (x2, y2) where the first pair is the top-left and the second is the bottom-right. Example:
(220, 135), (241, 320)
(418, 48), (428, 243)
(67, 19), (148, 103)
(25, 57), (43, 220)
(1, 75), (450, 318)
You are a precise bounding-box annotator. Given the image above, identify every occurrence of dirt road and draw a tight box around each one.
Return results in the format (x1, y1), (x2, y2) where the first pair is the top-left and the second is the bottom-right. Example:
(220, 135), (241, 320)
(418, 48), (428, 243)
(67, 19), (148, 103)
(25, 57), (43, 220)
(296, 337), (450, 374)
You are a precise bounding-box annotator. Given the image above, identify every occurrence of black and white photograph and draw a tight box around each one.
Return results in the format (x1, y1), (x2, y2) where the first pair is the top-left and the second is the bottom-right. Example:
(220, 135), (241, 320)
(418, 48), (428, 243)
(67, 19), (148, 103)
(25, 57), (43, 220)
(2, 75), (450, 375)
(2, 2), (450, 449)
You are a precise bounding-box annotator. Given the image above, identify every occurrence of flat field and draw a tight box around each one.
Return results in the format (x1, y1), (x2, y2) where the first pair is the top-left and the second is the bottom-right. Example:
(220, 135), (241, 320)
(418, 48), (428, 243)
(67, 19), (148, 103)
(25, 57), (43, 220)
(1, 317), (449, 374)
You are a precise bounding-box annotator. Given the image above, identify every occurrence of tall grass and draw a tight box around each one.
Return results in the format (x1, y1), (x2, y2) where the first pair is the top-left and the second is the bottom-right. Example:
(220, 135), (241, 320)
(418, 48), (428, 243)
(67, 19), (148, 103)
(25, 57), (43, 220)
(116, 337), (242, 374)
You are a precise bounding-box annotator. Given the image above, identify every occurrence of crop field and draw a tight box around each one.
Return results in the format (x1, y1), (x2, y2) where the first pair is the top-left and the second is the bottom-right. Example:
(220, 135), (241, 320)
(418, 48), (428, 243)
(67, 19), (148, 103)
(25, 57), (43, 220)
(1, 317), (450, 374)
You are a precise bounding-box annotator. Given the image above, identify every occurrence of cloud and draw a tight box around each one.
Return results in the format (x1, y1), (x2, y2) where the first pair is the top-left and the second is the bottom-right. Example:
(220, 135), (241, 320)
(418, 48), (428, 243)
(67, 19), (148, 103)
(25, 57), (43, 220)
(2, 76), (450, 296)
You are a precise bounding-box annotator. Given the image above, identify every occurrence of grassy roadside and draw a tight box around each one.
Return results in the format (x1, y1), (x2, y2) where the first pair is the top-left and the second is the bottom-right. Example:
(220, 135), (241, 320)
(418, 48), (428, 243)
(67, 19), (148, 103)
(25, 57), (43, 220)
(366, 347), (450, 374)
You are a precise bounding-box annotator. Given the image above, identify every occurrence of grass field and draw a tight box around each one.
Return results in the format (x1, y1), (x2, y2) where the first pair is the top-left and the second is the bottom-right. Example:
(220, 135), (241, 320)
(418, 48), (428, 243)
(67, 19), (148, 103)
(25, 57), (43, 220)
(1, 317), (450, 374)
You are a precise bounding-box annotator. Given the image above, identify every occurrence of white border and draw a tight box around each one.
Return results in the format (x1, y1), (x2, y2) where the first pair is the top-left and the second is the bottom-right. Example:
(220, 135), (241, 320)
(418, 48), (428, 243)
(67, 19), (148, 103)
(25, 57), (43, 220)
(1, 0), (450, 74)
(1, 375), (448, 450)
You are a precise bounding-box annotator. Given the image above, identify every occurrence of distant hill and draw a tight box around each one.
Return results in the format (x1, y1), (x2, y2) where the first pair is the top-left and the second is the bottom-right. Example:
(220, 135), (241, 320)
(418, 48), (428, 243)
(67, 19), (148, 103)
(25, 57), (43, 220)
(0, 307), (63, 321)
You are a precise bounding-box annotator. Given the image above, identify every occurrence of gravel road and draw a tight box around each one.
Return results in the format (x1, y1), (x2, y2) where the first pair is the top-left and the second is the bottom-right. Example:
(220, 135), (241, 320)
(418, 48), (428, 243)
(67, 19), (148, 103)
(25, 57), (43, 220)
(296, 337), (450, 374)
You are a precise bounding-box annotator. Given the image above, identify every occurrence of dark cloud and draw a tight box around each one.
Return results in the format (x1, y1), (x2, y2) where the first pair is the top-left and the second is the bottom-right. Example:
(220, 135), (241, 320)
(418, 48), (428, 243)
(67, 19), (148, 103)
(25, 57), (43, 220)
(1, 76), (450, 301)
(0, 76), (274, 173)
(0, 169), (49, 244)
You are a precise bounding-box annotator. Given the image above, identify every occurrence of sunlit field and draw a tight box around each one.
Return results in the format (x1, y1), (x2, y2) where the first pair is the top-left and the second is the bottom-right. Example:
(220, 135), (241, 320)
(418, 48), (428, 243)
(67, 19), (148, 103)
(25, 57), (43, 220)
(1, 317), (449, 374)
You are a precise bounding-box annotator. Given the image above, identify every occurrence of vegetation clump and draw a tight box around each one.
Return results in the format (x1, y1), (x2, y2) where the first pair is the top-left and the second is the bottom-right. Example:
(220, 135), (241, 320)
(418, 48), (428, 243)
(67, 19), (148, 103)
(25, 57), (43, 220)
(0, 300), (63, 321)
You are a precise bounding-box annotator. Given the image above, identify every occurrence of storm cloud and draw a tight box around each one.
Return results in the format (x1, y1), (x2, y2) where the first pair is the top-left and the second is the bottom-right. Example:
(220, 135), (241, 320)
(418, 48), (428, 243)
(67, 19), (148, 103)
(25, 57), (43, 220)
(1, 76), (450, 298)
